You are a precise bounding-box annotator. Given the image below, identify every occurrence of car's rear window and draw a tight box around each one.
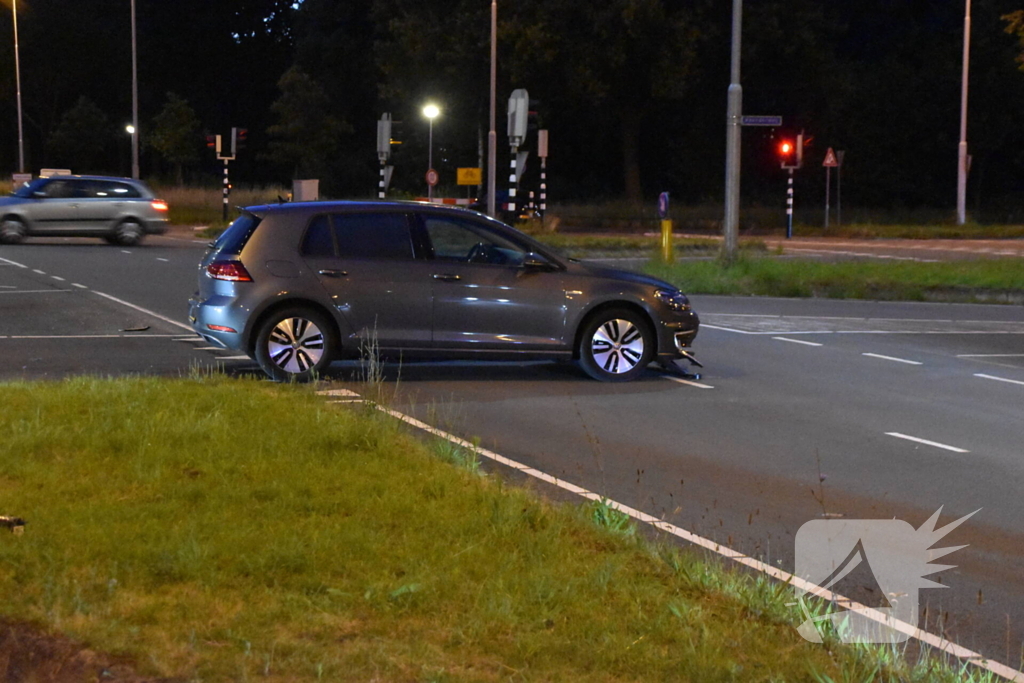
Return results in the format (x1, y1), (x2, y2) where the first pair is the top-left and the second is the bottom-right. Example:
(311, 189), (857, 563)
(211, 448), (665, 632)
(215, 214), (262, 254)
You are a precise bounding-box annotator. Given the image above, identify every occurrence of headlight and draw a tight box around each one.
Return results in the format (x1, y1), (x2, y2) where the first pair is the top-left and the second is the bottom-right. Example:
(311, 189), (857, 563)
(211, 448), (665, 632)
(654, 288), (691, 311)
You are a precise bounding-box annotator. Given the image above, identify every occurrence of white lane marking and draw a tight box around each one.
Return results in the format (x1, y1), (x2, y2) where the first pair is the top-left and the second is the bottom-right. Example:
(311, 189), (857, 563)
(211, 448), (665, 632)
(664, 376), (714, 389)
(51, 275), (65, 282)
(194, 346), (224, 351)
(4, 334), (184, 340)
(974, 373), (1024, 387)
(32, 269), (45, 275)
(958, 354), (1024, 358)
(862, 353), (922, 365)
(347, 394), (1017, 681)
(772, 336), (823, 346)
(156, 258), (169, 262)
(121, 250), (131, 254)
(700, 323), (755, 334)
(0, 256), (27, 268)
(71, 283), (88, 289)
(885, 432), (969, 453)
(91, 290), (193, 331)
(0, 290), (70, 295)
(0, 285), (15, 289)
(216, 355), (251, 360)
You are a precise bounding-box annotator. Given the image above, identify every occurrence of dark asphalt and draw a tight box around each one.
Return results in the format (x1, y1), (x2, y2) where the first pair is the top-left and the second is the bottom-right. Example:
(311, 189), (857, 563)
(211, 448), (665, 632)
(2, 234), (1023, 671)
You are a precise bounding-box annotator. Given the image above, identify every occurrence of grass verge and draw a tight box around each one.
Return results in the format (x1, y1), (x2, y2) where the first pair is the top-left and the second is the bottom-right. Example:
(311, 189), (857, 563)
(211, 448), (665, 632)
(646, 256), (1024, 303)
(530, 233), (768, 259)
(0, 375), (996, 681)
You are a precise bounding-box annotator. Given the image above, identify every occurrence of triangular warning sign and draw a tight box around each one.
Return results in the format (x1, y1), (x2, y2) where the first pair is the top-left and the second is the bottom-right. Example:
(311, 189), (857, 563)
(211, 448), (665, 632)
(823, 147), (839, 167)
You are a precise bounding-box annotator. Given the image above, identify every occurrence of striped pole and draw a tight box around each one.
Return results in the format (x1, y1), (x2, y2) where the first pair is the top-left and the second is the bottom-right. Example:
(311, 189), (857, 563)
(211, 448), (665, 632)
(507, 150), (518, 214)
(539, 157), (547, 216)
(786, 167), (794, 239)
(379, 162), (386, 199)
(222, 158), (230, 222)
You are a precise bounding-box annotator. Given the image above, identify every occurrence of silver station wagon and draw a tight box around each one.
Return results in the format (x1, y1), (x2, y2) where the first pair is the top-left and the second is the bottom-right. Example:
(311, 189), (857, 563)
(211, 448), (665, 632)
(189, 201), (700, 382)
(0, 175), (169, 245)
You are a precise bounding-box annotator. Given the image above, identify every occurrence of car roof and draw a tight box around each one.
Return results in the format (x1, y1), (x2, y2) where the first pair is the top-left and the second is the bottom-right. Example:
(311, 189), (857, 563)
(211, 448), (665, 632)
(243, 200), (482, 219)
(43, 175), (146, 184)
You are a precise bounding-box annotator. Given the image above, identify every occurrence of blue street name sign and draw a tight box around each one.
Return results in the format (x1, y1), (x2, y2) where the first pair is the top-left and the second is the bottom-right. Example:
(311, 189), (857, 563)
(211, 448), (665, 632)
(741, 115), (783, 127)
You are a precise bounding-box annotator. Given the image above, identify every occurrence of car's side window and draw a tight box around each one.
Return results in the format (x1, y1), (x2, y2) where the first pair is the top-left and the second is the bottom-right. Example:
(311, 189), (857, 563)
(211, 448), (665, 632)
(40, 180), (77, 199)
(301, 215), (336, 257)
(422, 216), (527, 266)
(330, 212), (414, 260)
(89, 181), (140, 199)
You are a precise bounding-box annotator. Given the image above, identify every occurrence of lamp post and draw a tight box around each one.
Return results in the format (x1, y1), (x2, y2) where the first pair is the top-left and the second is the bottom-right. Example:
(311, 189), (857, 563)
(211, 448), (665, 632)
(722, 0), (743, 263)
(423, 103), (440, 200)
(130, 0), (140, 179)
(12, 0), (24, 173)
(487, 0), (497, 217)
(125, 124), (136, 177)
(956, 0), (971, 225)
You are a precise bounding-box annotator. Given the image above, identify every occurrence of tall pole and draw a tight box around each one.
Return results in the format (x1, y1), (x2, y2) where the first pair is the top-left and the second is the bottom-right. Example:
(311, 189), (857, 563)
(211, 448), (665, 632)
(722, 0), (743, 262)
(12, 0), (24, 173)
(130, 0), (140, 179)
(427, 117), (434, 201)
(487, 0), (497, 217)
(957, 0), (971, 225)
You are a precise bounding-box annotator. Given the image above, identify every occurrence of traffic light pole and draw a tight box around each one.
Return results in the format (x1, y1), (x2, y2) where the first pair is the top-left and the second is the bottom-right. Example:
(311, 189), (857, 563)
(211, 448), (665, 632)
(222, 159), (230, 223)
(786, 168), (794, 239)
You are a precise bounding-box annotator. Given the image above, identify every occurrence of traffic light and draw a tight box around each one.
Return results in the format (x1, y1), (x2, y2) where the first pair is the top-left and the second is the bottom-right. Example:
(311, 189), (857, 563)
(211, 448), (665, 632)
(205, 135), (216, 149)
(778, 132), (804, 169)
(236, 128), (248, 152)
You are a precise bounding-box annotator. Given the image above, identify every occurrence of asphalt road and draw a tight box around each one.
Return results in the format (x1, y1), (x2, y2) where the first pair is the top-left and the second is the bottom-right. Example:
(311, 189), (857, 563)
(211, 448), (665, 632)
(2, 233), (1023, 671)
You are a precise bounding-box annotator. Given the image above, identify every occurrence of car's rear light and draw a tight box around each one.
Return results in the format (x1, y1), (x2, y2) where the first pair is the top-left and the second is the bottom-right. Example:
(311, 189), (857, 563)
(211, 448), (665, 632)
(151, 199), (169, 211)
(207, 324), (238, 333)
(207, 260), (252, 282)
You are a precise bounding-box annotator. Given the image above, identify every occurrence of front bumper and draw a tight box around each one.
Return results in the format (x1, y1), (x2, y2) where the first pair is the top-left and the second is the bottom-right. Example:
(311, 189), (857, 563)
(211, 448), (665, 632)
(657, 310), (699, 360)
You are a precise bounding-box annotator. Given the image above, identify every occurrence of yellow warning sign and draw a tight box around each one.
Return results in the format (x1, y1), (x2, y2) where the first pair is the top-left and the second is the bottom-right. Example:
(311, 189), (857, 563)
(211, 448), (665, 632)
(457, 167), (482, 185)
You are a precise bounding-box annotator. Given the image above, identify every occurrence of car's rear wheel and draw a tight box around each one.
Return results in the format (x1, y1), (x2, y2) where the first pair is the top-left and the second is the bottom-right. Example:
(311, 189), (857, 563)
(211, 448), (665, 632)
(0, 218), (26, 244)
(113, 220), (144, 246)
(578, 308), (655, 382)
(255, 307), (337, 382)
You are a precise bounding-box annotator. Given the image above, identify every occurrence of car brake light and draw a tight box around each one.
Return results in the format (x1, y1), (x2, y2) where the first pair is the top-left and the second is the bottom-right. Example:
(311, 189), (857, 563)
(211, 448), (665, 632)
(207, 324), (238, 333)
(151, 199), (169, 211)
(207, 260), (252, 282)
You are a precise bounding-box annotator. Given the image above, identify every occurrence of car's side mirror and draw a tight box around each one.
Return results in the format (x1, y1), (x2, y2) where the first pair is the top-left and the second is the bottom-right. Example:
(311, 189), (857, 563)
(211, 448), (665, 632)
(522, 253), (555, 270)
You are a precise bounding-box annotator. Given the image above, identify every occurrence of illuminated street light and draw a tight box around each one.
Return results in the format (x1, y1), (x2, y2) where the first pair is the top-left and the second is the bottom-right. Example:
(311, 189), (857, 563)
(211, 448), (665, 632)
(423, 104), (440, 200)
(125, 124), (136, 135)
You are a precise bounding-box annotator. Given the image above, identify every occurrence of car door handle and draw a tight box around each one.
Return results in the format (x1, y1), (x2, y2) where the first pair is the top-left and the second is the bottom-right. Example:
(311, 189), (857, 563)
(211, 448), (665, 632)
(318, 269), (348, 278)
(432, 273), (461, 282)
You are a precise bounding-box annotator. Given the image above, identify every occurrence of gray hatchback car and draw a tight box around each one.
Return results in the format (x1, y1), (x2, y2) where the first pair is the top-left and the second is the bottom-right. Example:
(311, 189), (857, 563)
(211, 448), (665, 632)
(0, 175), (169, 245)
(189, 201), (700, 382)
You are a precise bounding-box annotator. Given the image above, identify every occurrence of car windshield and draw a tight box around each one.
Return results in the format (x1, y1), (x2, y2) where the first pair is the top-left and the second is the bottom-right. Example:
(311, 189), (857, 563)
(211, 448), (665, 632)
(11, 177), (49, 198)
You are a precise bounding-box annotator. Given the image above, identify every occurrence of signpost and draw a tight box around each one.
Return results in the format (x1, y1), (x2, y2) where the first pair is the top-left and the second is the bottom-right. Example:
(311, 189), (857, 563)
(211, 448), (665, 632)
(658, 192), (673, 263)
(836, 150), (846, 227)
(425, 169), (439, 188)
(741, 115), (783, 127)
(457, 168), (482, 185)
(823, 147), (838, 229)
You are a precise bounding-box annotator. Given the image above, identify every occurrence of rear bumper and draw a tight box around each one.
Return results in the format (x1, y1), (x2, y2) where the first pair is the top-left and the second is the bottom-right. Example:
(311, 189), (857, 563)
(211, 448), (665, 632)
(189, 295), (245, 351)
(144, 216), (169, 234)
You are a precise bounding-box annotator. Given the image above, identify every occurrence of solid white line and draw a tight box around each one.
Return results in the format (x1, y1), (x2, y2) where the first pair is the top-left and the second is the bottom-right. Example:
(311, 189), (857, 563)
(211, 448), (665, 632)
(664, 376), (714, 389)
(863, 353), (922, 365)
(885, 432), (969, 453)
(341, 394), (1015, 681)
(72, 283), (88, 289)
(91, 290), (193, 331)
(699, 323), (755, 334)
(974, 373), (1024, 387)
(0, 256), (27, 268)
(773, 336), (823, 346)
(958, 354), (1024, 358)
(0, 290), (70, 295)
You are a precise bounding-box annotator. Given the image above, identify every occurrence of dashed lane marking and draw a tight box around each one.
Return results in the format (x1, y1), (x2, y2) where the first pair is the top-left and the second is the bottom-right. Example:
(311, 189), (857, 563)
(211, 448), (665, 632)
(51, 276), (65, 281)
(71, 283), (87, 289)
(862, 353), (923, 366)
(974, 373), (1024, 387)
(31, 269), (45, 275)
(772, 336), (823, 346)
(885, 432), (969, 453)
(665, 376), (715, 389)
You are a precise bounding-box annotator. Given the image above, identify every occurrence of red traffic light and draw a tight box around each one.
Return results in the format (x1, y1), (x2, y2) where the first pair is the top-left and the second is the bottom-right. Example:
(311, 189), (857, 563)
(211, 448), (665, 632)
(779, 141), (793, 156)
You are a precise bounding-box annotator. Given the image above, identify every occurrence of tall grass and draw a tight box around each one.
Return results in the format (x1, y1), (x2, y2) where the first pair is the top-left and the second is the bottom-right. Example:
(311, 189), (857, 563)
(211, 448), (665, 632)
(0, 375), (993, 680)
(151, 184), (288, 226)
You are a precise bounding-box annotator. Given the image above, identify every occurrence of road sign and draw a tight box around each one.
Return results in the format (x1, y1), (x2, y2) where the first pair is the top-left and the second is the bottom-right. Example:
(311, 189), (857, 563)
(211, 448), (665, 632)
(823, 147), (839, 167)
(11, 173), (31, 185)
(457, 167), (481, 185)
(657, 192), (670, 219)
(426, 169), (439, 187)
(741, 115), (782, 127)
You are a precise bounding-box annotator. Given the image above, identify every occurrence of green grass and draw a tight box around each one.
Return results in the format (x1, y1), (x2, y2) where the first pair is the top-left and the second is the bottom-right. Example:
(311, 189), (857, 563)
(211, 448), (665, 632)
(530, 233), (767, 259)
(0, 375), (995, 681)
(646, 256), (1024, 303)
(794, 222), (1024, 240)
(150, 184), (289, 227)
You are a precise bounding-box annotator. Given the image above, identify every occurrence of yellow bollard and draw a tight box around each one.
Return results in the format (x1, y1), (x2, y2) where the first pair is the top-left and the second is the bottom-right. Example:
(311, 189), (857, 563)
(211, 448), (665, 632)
(660, 219), (674, 263)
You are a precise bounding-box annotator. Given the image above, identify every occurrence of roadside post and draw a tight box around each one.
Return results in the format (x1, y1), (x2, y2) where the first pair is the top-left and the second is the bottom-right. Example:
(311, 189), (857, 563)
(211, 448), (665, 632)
(658, 192), (673, 263)
(507, 89), (529, 215)
(537, 129), (549, 218)
(823, 147), (838, 229)
(377, 113), (393, 199)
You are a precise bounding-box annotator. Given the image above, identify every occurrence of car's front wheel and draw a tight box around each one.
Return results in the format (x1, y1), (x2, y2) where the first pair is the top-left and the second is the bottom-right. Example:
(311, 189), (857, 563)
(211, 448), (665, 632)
(0, 218), (27, 244)
(578, 308), (655, 382)
(255, 307), (337, 382)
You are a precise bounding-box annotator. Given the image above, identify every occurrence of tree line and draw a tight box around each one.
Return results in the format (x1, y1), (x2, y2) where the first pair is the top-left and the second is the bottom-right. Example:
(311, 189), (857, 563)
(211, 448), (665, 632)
(3, 0), (1024, 219)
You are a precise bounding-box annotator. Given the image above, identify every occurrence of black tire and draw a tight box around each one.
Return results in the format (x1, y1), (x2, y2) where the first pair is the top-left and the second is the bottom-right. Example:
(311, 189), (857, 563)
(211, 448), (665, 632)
(113, 220), (144, 246)
(577, 308), (655, 382)
(0, 218), (27, 244)
(254, 307), (337, 382)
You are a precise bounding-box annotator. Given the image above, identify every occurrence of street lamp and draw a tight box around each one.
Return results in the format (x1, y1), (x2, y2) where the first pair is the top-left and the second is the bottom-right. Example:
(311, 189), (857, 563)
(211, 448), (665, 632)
(423, 103), (440, 200)
(956, 0), (971, 225)
(125, 125), (136, 177)
(487, 0), (497, 217)
(11, 0), (24, 173)
(130, 0), (140, 179)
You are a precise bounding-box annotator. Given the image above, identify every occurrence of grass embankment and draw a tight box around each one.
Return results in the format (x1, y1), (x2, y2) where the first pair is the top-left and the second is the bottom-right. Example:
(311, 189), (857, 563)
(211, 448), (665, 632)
(646, 256), (1024, 303)
(0, 376), (983, 681)
(151, 185), (288, 227)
